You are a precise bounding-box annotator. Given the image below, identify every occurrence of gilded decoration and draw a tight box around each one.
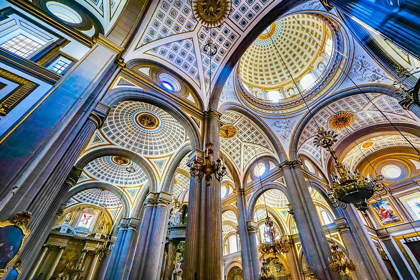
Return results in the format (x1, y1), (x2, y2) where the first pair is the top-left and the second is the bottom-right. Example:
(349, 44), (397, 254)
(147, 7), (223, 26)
(362, 141), (374, 149)
(0, 211), (32, 277)
(328, 112), (354, 130)
(0, 68), (38, 116)
(134, 112), (160, 130)
(219, 124), (237, 139)
(192, 0), (232, 28)
(111, 156), (131, 166)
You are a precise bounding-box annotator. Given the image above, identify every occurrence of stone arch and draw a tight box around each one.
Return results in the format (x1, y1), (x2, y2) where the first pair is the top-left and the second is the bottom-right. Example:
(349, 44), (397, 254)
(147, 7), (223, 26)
(219, 103), (287, 162)
(253, 204), (288, 235)
(307, 180), (342, 218)
(244, 155), (280, 185)
(289, 84), (406, 160)
(161, 142), (192, 193)
(221, 151), (241, 189)
(246, 183), (290, 221)
(101, 87), (202, 151)
(75, 146), (157, 192)
(209, 5), (353, 109)
(65, 181), (131, 219)
(222, 205), (239, 221)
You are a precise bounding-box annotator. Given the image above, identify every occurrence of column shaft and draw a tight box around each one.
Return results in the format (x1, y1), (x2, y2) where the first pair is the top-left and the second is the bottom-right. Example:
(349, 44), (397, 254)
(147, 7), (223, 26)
(104, 219), (128, 279)
(163, 240), (178, 280)
(28, 245), (49, 280)
(327, 0), (420, 56)
(282, 162), (338, 280)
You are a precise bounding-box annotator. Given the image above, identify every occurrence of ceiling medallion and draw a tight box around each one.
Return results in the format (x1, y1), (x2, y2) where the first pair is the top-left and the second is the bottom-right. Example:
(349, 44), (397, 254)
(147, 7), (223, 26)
(134, 112), (160, 130)
(219, 124), (237, 139)
(192, 0), (232, 28)
(328, 112), (354, 130)
(111, 156), (131, 166)
(362, 141), (374, 149)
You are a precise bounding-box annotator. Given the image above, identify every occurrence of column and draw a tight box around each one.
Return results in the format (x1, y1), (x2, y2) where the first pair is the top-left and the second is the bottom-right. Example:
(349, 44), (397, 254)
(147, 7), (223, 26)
(18, 108), (108, 279)
(77, 249), (88, 271)
(281, 161), (338, 280)
(116, 218), (140, 278)
(163, 239), (179, 280)
(183, 109), (222, 280)
(27, 245), (50, 280)
(104, 218), (129, 279)
(323, 0), (420, 57)
(381, 235), (415, 280)
(129, 192), (171, 280)
(287, 239), (301, 280)
(247, 220), (261, 279)
(46, 246), (65, 279)
(87, 251), (101, 280)
(336, 211), (392, 280)
(236, 187), (258, 280)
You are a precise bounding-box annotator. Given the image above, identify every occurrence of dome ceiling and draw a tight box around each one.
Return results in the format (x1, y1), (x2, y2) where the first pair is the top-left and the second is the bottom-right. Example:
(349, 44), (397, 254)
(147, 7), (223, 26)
(239, 14), (331, 92)
(84, 155), (147, 186)
(101, 101), (186, 156)
(260, 189), (289, 208)
(72, 188), (123, 208)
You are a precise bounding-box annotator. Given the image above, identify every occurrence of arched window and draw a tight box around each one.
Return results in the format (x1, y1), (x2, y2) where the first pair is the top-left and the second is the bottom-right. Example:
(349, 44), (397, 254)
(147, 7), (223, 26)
(321, 210), (334, 225)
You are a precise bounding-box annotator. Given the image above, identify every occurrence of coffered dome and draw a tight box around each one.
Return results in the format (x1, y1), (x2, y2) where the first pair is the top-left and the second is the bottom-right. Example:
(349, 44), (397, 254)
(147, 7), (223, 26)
(239, 14), (331, 95)
(73, 188), (122, 208)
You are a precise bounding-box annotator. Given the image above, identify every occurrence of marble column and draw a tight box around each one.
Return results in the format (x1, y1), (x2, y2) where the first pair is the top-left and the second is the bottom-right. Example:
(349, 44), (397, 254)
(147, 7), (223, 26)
(129, 192), (171, 280)
(323, 0), (420, 57)
(287, 240), (301, 280)
(183, 109), (222, 280)
(117, 218), (140, 278)
(247, 220), (261, 279)
(19, 109), (108, 279)
(236, 187), (258, 280)
(163, 239), (179, 280)
(46, 246), (65, 279)
(336, 211), (392, 280)
(281, 161), (338, 280)
(104, 218), (129, 279)
(381, 235), (415, 280)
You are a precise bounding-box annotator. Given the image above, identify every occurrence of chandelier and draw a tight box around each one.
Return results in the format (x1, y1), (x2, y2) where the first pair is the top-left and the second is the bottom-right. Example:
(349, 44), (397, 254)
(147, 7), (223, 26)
(259, 259), (275, 280)
(189, 143), (227, 186)
(329, 243), (356, 278)
(259, 215), (291, 255)
(313, 127), (387, 211)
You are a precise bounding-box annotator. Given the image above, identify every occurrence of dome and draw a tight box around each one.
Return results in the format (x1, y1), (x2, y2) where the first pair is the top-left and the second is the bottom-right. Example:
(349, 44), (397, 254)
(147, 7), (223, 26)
(73, 188), (122, 208)
(237, 14), (340, 113)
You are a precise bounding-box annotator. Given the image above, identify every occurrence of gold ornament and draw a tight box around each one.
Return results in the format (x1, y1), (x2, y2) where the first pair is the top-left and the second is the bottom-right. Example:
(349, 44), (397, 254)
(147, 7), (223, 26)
(329, 112), (354, 130)
(111, 156), (131, 166)
(134, 112), (160, 130)
(192, 0), (232, 28)
(219, 124), (237, 139)
(329, 243), (356, 278)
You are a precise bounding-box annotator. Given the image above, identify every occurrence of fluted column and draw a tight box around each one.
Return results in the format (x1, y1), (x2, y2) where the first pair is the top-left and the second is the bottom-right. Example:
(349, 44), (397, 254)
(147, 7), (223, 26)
(117, 218), (140, 278)
(281, 161), (338, 280)
(247, 220), (260, 279)
(104, 218), (129, 279)
(129, 192), (171, 280)
(338, 208), (392, 279)
(46, 246), (65, 279)
(287, 239), (301, 280)
(323, 0), (420, 57)
(19, 110), (107, 279)
(87, 251), (101, 280)
(183, 109), (222, 280)
(236, 187), (258, 280)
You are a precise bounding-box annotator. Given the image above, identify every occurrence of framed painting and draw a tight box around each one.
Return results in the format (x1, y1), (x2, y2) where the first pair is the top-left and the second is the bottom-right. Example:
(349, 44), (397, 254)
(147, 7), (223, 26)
(370, 198), (403, 226)
(399, 192), (420, 221)
(0, 212), (31, 277)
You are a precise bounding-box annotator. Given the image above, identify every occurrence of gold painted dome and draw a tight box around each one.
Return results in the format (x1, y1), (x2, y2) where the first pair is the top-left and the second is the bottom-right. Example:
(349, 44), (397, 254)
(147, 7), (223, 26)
(238, 14), (332, 101)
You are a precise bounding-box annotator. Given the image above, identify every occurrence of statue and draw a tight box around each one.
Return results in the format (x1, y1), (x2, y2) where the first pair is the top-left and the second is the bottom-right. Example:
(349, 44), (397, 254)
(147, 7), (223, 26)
(169, 209), (182, 226)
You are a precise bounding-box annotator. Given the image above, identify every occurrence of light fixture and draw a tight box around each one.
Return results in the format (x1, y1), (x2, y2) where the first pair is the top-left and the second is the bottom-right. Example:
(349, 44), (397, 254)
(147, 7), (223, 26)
(258, 215), (291, 255)
(329, 243), (356, 277)
(189, 143), (227, 186)
(313, 127), (387, 212)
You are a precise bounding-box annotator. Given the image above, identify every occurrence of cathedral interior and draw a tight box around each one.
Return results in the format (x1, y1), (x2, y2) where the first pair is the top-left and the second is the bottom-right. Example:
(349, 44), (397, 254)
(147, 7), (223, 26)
(0, 0), (420, 279)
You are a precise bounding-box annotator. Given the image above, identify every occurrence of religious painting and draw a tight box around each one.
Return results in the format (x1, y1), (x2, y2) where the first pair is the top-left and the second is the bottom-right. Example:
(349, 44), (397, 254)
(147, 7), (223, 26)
(77, 213), (94, 229)
(0, 212), (31, 277)
(370, 198), (402, 226)
(399, 192), (420, 221)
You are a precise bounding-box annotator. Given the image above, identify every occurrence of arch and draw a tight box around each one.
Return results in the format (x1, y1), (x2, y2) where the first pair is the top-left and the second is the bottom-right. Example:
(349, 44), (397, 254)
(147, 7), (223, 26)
(101, 87), (202, 151)
(65, 181), (131, 219)
(246, 183), (290, 221)
(75, 146), (157, 192)
(219, 103), (287, 162)
(131, 181), (151, 218)
(209, 1), (350, 109)
(161, 142), (193, 193)
(244, 155), (281, 185)
(253, 204), (288, 236)
(289, 84), (405, 159)
(222, 205), (239, 221)
(59, 203), (114, 232)
(307, 180), (343, 218)
(220, 151), (241, 189)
